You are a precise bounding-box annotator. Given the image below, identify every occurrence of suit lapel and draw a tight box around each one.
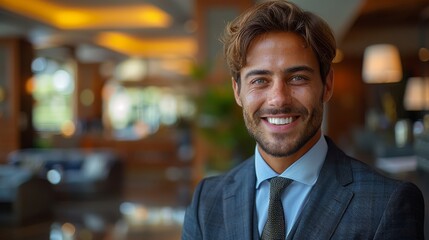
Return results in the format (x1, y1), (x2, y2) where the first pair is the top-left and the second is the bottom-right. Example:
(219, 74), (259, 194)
(290, 139), (354, 239)
(223, 158), (257, 239)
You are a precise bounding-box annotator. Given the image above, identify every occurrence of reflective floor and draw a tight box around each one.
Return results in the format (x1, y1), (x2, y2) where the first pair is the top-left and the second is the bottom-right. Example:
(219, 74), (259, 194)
(0, 169), (190, 240)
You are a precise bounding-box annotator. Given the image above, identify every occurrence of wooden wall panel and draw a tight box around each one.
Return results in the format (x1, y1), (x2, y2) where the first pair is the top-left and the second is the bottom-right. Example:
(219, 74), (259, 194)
(0, 38), (34, 162)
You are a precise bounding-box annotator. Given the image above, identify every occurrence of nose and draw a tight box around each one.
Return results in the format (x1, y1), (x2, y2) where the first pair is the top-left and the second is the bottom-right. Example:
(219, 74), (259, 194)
(266, 80), (292, 107)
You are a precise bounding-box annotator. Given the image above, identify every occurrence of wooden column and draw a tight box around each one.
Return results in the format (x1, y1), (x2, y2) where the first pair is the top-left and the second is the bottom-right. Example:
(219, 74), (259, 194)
(75, 62), (104, 134)
(0, 38), (34, 162)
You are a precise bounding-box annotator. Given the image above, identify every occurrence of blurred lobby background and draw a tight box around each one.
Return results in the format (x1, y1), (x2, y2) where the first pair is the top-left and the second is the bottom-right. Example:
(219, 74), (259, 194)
(0, 0), (429, 239)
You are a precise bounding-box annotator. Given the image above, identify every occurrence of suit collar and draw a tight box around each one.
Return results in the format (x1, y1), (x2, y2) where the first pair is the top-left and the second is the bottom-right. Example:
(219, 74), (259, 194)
(289, 138), (354, 239)
(222, 157), (257, 239)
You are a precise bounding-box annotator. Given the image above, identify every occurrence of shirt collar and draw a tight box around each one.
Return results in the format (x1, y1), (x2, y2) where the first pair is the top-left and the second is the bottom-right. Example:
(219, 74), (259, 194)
(255, 135), (328, 189)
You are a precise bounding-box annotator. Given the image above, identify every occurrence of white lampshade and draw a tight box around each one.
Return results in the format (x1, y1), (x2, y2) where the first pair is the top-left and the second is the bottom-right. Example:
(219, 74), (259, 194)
(362, 44), (403, 83)
(404, 77), (429, 111)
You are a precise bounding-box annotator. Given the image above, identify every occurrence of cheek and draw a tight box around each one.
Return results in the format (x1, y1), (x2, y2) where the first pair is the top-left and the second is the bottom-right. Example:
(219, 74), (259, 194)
(291, 87), (322, 108)
(242, 91), (264, 112)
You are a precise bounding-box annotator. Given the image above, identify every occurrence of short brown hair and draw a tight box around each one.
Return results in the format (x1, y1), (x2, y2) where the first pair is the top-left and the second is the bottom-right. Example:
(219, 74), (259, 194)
(222, 0), (336, 85)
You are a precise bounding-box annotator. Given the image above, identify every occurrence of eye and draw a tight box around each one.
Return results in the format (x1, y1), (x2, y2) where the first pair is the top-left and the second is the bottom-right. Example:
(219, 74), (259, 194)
(289, 75), (308, 84)
(250, 78), (267, 85)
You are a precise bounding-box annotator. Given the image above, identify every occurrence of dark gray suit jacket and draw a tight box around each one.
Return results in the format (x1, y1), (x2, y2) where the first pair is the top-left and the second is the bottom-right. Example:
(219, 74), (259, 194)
(182, 138), (425, 239)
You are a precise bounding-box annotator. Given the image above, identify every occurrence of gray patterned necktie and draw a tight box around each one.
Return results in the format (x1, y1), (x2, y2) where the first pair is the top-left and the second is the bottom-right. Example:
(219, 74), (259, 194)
(261, 177), (293, 240)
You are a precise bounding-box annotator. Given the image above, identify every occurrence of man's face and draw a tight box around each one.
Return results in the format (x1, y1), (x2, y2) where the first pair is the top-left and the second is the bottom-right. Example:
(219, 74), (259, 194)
(232, 31), (333, 159)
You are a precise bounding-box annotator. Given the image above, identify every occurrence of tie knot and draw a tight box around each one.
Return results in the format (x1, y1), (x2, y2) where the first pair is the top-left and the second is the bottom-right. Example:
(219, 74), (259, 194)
(269, 177), (292, 198)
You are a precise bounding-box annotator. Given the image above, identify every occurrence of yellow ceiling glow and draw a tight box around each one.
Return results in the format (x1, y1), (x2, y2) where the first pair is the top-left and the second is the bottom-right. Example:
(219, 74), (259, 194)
(135, 5), (172, 27)
(0, 0), (171, 29)
(96, 32), (197, 58)
(54, 11), (92, 28)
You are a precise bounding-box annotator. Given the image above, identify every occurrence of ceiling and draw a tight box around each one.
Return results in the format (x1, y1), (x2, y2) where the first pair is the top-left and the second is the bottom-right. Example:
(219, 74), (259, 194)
(342, 0), (429, 58)
(0, 0), (428, 62)
(0, 0), (196, 62)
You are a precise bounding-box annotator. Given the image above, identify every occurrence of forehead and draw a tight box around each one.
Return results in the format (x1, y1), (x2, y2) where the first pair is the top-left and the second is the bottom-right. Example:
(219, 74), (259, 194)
(243, 31), (318, 71)
(250, 31), (308, 51)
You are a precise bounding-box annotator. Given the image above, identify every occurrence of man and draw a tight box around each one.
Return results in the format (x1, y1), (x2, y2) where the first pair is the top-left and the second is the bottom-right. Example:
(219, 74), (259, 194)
(182, 1), (425, 239)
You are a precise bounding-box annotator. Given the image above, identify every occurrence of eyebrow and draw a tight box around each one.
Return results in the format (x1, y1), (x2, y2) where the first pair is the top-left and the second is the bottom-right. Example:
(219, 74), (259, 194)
(285, 65), (315, 74)
(243, 65), (315, 80)
(243, 69), (272, 80)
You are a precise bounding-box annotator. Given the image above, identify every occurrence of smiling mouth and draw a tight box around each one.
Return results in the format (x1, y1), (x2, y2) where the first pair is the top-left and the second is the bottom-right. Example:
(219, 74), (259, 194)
(266, 117), (296, 125)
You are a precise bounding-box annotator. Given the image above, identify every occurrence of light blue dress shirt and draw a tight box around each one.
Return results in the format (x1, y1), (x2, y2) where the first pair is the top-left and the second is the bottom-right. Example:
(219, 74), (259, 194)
(255, 135), (328, 237)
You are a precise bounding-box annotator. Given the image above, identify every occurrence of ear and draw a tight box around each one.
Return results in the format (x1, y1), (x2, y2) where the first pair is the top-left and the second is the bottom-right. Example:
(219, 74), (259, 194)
(232, 77), (242, 107)
(323, 68), (334, 103)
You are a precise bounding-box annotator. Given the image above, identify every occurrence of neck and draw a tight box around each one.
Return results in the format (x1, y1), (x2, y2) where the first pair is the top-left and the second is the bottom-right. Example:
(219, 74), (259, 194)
(260, 130), (322, 174)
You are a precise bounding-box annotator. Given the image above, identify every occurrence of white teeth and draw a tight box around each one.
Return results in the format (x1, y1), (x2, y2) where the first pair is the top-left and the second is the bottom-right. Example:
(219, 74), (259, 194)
(267, 117), (293, 125)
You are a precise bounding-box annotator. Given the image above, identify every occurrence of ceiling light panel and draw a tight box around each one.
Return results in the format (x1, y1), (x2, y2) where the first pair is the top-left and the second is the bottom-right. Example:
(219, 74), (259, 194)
(0, 0), (172, 29)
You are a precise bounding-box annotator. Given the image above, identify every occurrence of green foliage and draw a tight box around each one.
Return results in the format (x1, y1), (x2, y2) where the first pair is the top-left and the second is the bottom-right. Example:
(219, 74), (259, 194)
(197, 81), (254, 171)
(189, 62), (211, 83)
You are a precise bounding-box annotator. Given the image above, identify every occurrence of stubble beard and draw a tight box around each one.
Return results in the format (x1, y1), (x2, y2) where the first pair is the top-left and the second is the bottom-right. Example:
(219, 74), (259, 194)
(242, 102), (324, 158)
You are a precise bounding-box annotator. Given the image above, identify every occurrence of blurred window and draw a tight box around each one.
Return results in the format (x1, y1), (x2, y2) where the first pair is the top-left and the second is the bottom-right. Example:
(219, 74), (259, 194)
(31, 57), (75, 134)
(102, 82), (195, 140)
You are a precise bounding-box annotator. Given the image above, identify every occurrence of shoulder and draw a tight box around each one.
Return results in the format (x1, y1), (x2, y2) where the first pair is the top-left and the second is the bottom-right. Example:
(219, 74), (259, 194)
(182, 157), (255, 237)
(325, 137), (421, 195)
(324, 138), (425, 238)
(348, 157), (424, 206)
(195, 157), (255, 195)
(326, 137), (396, 184)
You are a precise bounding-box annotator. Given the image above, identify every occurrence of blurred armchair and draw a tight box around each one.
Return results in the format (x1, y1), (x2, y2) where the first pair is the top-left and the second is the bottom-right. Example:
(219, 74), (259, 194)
(0, 166), (53, 225)
(7, 148), (123, 200)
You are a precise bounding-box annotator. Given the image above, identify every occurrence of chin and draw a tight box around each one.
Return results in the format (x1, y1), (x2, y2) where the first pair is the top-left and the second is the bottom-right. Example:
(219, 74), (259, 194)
(258, 140), (298, 158)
